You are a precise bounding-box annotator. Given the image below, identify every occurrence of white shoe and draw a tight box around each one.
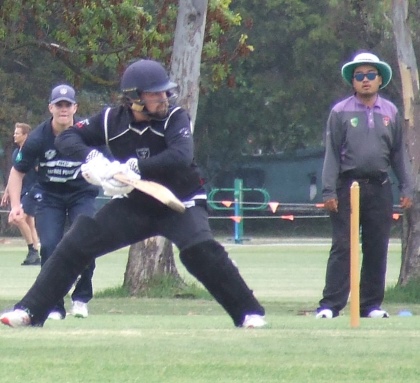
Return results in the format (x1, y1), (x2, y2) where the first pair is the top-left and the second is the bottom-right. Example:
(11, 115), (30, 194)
(0, 309), (31, 328)
(242, 314), (267, 328)
(315, 308), (333, 319)
(48, 311), (64, 320)
(367, 309), (389, 318)
(71, 301), (88, 318)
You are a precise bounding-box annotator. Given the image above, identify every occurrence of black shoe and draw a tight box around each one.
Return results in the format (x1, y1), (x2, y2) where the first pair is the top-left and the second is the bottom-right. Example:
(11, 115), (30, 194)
(21, 249), (41, 266)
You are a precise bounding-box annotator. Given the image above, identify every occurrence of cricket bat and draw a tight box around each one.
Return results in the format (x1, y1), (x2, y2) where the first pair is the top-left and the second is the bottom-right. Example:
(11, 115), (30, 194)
(113, 173), (185, 213)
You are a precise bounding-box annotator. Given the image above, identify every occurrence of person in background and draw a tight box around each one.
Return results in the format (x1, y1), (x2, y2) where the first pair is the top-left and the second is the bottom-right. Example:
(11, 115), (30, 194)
(1, 123), (40, 266)
(316, 51), (413, 319)
(0, 59), (266, 329)
(2, 85), (99, 320)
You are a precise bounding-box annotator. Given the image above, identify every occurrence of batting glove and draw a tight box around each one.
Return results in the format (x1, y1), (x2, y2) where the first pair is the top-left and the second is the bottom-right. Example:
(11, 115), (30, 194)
(101, 161), (140, 196)
(81, 150), (111, 186)
(121, 158), (141, 180)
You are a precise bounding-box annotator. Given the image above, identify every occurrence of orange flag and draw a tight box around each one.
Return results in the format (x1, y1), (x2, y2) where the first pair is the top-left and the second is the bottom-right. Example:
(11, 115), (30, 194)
(280, 215), (294, 221)
(230, 216), (242, 223)
(392, 213), (400, 220)
(222, 200), (232, 207)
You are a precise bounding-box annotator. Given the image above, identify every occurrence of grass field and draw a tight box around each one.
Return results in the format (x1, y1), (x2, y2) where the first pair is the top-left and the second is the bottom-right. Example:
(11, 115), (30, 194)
(1, 238), (420, 382)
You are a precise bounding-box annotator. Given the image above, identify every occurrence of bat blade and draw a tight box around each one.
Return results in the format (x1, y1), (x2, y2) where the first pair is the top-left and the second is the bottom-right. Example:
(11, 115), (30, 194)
(113, 173), (185, 213)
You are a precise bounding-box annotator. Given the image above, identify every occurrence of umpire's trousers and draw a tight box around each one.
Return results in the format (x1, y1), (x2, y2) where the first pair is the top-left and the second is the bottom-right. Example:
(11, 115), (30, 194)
(319, 177), (393, 316)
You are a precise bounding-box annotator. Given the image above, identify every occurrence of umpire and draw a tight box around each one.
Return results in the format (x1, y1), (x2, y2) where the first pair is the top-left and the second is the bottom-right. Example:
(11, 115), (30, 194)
(1, 59), (266, 329)
(316, 52), (413, 319)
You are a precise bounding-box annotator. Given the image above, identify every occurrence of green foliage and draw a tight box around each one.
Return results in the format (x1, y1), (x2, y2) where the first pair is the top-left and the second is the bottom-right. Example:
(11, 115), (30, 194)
(0, 0), (417, 196)
(195, 0), (408, 180)
(0, 0), (248, 180)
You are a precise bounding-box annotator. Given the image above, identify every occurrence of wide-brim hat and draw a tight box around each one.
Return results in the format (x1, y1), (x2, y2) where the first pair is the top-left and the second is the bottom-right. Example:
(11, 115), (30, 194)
(341, 52), (392, 89)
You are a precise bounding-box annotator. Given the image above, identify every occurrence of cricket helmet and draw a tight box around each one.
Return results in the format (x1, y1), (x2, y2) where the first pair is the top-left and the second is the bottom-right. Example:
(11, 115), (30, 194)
(121, 59), (178, 99)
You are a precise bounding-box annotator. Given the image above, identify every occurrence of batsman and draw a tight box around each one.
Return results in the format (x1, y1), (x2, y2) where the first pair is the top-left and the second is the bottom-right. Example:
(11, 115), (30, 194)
(0, 59), (266, 329)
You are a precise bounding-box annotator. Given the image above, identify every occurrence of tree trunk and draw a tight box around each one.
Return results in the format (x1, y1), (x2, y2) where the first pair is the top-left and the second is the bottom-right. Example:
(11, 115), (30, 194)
(123, 237), (181, 295)
(170, 0), (208, 128)
(123, 0), (208, 293)
(392, 0), (420, 284)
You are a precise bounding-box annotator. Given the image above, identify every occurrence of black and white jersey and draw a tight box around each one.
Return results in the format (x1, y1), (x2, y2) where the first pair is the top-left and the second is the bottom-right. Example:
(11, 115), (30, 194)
(55, 105), (206, 201)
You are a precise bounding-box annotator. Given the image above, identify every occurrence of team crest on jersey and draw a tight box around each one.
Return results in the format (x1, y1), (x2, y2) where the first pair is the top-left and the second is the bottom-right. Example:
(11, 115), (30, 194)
(350, 117), (358, 127)
(383, 116), (390, 126)
(136, 148), (150, 159)
(179, 127), (191, 138)
(45, 149), (57, 160)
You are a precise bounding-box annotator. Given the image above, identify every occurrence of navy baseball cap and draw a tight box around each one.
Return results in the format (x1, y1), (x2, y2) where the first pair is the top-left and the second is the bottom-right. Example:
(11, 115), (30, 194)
(49, 84), (76, 104)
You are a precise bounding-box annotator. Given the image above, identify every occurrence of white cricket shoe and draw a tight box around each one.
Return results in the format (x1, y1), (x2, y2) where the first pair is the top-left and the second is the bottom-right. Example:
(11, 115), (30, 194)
(315, 308), (333, 319)
(367, 309), (389, 318)
(71, 301), (88, 318)
(47, 311), (64, 320)
(0, 309), (31, 328)
(242, 314), (267, 328)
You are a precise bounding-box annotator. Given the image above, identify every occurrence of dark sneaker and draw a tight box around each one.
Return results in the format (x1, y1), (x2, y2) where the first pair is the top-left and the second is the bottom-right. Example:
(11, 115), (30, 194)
(21, 249), (41, 266)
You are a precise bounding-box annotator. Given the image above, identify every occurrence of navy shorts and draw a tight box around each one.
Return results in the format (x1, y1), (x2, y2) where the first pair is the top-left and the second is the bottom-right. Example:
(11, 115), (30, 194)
(21, 191), (36, 217)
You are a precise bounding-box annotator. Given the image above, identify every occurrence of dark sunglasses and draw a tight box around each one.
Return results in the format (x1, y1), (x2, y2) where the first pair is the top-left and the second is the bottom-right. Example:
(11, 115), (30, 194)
(353, 72), (379, 82)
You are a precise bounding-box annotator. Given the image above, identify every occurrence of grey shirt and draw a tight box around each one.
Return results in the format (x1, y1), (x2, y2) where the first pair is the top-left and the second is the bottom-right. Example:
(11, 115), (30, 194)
(322, 94), (413, 200)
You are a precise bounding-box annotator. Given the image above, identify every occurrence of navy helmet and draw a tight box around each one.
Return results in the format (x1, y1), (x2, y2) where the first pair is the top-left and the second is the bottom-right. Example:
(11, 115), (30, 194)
(121, 59), (177, 100)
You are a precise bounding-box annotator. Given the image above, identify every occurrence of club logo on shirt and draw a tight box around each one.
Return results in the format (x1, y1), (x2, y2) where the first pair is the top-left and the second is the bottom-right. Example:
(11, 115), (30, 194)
(179, 127), (191, 138)
(136, 148), (150, 159)
(75, 119), (89, 128)
(350, 117), (358, 127)
(383, 116), (390, 126)
(45, 149), (57, 160)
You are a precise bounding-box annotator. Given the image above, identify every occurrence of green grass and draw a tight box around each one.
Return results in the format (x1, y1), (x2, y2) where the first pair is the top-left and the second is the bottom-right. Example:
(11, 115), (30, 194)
(1, 238), (420, 382)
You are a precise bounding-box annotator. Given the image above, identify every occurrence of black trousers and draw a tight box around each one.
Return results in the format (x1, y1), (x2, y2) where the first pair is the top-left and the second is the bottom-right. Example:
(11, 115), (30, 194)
(318, 178), (393, 316)
(34, 187), (97, 317)
(17, 194), (216, 324)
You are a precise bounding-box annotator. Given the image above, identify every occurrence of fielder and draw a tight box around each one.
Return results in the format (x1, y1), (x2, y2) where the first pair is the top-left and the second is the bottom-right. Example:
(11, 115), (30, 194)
(4, 85), (100, 320)
(0, 59), (266, 328)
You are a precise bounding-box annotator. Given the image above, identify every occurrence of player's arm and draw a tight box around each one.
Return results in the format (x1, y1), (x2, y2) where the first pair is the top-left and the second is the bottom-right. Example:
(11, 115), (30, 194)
(1, 185), (9, 207)
(55, 111), (107, 161)
(8, 133), (40, 222)
(7, 167), (25, 224)
(321, 111), (344, 212)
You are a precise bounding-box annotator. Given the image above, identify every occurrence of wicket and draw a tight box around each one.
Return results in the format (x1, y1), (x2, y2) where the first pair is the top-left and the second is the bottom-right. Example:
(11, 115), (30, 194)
(350, 181), (360, 328)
